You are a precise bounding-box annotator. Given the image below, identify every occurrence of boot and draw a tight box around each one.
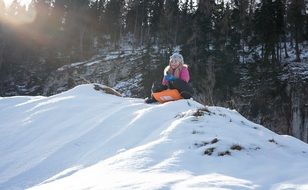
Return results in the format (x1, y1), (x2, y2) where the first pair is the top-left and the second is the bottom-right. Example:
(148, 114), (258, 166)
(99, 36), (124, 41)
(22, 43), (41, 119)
(145, 97), (157, 104)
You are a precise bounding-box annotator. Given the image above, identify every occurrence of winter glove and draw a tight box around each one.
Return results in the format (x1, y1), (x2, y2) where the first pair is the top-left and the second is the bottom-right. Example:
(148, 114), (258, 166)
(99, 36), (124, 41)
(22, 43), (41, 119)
(164, 74), (176, 82)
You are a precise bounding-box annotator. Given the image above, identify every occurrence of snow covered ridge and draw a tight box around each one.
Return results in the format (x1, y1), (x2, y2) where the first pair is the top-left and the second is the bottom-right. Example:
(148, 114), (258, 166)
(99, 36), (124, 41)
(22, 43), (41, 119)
(1, 85), (308, 190)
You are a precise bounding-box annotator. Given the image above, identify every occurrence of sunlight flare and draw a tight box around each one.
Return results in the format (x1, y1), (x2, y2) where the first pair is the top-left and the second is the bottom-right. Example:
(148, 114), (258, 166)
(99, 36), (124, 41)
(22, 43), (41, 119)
(1, 0), (36, 25)
(4, 0), (32, 7)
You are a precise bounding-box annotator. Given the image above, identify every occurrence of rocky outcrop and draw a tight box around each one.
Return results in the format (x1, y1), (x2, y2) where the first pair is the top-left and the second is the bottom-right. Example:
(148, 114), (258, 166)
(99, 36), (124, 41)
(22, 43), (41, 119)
(290, 88), (308, 142)
(43, 53), (141, 96)
(231, 62), (308, 143)
(287, 63), (308, 142)
(42, 49), (165, 98)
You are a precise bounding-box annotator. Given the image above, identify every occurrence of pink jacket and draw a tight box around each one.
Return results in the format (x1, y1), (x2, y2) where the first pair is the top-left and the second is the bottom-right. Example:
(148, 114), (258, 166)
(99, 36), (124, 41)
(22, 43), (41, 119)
(162, 67), (190, 86)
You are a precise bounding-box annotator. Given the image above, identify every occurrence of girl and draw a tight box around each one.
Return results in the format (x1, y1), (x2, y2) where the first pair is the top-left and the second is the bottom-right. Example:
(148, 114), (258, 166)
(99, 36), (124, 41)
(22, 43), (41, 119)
(145, 53), (193, 103)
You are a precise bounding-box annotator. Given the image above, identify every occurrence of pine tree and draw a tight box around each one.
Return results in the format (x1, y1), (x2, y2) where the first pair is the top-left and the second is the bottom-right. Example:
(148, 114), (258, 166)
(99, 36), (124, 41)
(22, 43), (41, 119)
(230, 0), (249, 63)
(137, 0), (149, 45)
(281, 0), (289, 58)
(125, 0), (139, 41)
(90, 0), (104, 48)
(62, 0), (93, 60)
(274, 0), (285, 62)
(164, 0), (180, 46)
(177, 0), (194, 45)
(185, 0), (216, 103)
(103, 0), (124, 48)
(30, 0), (58, 52)
(125, 0), (158, 46)
(254, 0), (285, 63)
(74, 0), (93, 58)
(288, 0), (305, 62)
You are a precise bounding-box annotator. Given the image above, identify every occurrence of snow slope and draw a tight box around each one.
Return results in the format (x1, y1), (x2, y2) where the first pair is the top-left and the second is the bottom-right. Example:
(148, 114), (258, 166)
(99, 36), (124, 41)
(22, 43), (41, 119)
(0, 84), (308, 190)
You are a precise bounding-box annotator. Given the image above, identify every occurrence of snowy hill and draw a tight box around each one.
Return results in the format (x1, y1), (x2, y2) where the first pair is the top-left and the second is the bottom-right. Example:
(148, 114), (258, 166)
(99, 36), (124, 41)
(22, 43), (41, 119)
(1, 84), (308, 190)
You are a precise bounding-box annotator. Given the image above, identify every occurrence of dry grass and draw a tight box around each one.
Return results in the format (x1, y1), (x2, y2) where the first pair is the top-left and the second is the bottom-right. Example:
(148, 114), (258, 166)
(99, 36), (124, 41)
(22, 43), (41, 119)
(204, 147), (215, 155)
(230, 144), (243, 151)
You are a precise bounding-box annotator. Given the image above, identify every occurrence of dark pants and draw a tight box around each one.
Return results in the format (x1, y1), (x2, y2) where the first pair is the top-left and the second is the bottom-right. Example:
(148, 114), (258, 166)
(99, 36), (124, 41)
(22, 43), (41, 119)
(151, 79), (193, 99)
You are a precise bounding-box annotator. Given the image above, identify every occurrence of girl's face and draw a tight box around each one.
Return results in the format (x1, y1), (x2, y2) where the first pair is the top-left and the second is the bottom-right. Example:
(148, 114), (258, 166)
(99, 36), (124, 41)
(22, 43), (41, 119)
(170, 60), (180, 69)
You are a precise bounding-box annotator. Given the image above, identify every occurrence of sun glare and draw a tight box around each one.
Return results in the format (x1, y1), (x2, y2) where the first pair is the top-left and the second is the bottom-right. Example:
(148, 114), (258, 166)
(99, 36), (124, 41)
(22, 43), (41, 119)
(4, 0), (32, 7)
(2, 0), (36, 25)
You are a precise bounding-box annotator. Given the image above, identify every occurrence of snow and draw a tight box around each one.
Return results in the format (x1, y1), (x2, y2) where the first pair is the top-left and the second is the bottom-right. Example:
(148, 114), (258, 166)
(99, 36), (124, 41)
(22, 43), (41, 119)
(240, 42), (308, 64)
(85, 60), (101, 67)
(1, 84), (308, 190)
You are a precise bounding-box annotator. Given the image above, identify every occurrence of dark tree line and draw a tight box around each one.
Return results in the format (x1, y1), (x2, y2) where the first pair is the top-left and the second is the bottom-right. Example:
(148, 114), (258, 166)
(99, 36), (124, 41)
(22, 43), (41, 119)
(0, 0), (307, 96)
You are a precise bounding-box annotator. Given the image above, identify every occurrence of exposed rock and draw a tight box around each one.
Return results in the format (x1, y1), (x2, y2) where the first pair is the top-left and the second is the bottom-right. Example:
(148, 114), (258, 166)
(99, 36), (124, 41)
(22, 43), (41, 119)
(232, 62), (308, 142)
(42, 50), (165, 98)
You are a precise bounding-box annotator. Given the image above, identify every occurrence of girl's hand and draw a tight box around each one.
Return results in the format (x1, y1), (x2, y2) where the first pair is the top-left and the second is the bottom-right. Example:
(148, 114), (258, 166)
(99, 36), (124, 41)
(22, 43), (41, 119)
(164, 74), (176, 81)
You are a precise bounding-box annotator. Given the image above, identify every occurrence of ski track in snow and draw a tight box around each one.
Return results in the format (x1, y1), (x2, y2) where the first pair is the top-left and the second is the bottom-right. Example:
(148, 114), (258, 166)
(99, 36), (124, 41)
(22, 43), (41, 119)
(0, 84), (308, 190)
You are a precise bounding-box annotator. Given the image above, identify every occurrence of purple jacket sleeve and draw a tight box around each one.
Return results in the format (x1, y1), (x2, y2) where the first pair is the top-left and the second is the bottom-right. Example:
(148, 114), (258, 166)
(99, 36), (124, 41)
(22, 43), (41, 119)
(180, 67), (190, 83)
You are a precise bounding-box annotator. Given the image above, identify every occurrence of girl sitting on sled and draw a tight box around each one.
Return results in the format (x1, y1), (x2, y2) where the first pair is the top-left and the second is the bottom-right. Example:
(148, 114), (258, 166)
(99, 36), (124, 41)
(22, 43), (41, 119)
(145, 52), (193, 104)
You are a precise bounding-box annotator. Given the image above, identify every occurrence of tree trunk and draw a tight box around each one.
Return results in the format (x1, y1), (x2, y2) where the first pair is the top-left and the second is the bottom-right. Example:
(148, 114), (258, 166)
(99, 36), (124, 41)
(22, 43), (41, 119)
(290, 32), (294, 48)
(206, 56), (215, 106)
(140, 3), (145, 46)
(283, 34), (289, 58)
(174, 11), (179, 46)
(261, 44), (264, 60)
(242, 38), (245, 64)
(294, 29), (301, 62)
(147, 25), (150, 45)
(271, 45), (276, 63)
(80, 28), (86, 59)
(133, 6), (139, 48)
(277, 42), (280, 64)
(264, 44), (269, 62)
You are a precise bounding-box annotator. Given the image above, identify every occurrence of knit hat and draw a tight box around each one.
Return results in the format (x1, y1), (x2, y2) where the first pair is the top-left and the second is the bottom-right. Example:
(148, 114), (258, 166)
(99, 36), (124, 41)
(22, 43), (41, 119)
(164, 53), (186, 79)
(169, 53), (184, 64)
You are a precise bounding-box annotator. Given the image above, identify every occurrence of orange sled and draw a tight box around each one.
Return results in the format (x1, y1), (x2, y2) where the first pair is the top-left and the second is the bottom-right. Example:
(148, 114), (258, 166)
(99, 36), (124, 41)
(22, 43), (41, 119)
(152, 89), (183, 103)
